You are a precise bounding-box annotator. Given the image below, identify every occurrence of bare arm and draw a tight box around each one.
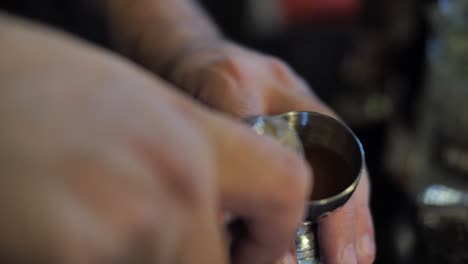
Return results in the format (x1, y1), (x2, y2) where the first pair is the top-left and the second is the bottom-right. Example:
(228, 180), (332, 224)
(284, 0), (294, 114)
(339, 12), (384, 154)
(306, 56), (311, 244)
(105, 0), (223, 87)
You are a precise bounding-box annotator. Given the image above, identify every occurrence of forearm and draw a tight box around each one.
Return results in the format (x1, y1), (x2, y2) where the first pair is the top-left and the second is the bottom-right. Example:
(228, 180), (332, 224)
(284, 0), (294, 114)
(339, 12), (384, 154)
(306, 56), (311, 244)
(104, 0), (224, 83)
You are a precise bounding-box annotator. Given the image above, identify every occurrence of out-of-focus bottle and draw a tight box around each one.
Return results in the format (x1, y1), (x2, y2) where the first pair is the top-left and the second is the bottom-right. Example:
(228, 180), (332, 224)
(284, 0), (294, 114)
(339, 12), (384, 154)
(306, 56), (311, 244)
(416, 1), (468, 263)
(424, 0), (468, 135)
(385, 1), (468, 263)
(414, 0), (468, 189)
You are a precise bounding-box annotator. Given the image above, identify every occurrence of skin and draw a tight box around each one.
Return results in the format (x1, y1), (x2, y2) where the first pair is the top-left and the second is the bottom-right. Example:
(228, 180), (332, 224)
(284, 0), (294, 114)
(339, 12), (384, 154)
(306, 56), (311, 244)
(172, 42), (376, 264)
(0, 14), (311, 264)
(104, 0), (376, 263)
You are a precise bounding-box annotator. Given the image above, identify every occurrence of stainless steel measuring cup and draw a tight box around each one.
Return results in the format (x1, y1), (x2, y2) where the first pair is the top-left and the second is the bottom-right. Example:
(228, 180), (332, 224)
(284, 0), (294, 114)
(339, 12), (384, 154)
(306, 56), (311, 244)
(245, 111), (365, 263)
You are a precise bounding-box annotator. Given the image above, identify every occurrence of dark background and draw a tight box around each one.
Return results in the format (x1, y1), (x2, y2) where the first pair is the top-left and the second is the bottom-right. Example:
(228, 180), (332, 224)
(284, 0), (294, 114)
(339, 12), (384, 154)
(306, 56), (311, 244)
(2, 0), (467, 263)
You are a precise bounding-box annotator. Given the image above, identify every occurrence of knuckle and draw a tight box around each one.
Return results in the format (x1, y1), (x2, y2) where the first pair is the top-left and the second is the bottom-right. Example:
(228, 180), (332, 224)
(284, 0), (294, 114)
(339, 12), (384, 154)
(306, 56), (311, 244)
(149, 168), (207, 216)
(216, 56), (244, 84)
(267, 56), (289, 71)
(200, 63), (242, 102)
(149, 130), (214, 210)
(170, 167), (212, 209)
(267, 57), (294, 78)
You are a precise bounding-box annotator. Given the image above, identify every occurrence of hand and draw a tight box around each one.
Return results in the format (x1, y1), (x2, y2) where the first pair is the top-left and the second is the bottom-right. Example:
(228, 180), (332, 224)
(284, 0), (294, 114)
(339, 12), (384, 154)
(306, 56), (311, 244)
(0, 16), (311, 264)
(0, 17), (224, 263)
(171, 42), (376, 264)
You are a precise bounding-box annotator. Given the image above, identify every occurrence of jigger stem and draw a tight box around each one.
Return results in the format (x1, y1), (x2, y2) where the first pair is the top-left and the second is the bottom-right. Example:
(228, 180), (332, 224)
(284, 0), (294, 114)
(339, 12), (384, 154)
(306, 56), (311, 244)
(295, 222), (321, 264)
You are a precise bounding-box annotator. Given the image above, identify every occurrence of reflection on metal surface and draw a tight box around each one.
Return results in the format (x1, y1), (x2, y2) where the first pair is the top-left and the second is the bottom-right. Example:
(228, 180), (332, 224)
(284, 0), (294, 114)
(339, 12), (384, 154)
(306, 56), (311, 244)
(295, 222), (317, 264)
(278, 111), (364, 215)
(296, 222), (320, 264)
(245, 115), (304, 156)
(246, 111), (364, 264)
(420, 184), (467, 206)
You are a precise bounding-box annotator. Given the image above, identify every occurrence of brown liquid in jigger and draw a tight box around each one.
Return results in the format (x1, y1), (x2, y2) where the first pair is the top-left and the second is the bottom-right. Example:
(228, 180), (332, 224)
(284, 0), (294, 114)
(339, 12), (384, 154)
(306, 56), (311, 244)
(305, 145), (354, 201)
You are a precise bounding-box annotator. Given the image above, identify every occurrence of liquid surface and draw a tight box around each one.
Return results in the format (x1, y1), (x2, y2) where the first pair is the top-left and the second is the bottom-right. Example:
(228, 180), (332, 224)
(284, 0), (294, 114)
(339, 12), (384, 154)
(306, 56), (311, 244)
(305, 145), (354, 201)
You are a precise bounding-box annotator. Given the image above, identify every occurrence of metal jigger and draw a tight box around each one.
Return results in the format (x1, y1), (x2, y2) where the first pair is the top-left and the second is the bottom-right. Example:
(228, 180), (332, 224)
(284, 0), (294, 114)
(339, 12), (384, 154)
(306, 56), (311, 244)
(245, 111), (364, 264)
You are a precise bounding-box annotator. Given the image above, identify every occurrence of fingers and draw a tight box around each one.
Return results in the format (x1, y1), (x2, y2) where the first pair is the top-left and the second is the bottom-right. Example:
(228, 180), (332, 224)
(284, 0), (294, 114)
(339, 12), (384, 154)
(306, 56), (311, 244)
(150, 91), (312, 264)
(130, 98), (229, 264)
(317, 171), (374, 264)
(318, 196), (358, 264)
(200, 113), (312, 264)
(268, 89), (375, 263)
(176, 205), (228, 264)
(225, 131), (310, 264)
(275, 252), (298, 264)
(166, 44), (375, 264)
(198, 66), (266, 118)
(354, 171), (376, 263)
(274, 243), (298, 264)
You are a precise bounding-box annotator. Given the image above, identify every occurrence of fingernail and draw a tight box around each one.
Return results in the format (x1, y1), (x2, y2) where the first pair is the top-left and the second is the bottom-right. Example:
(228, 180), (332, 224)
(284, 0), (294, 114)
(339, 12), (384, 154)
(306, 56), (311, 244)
(340, 244), (357, 264)
(358, 234), (375, 257)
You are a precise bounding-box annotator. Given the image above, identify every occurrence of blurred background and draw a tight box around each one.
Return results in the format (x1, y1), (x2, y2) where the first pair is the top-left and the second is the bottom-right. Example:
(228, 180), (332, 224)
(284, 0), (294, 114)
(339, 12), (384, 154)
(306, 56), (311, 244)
(3, 0), (468, 263)
(197, 1), (468, 263)
(191, 0), (468, 262)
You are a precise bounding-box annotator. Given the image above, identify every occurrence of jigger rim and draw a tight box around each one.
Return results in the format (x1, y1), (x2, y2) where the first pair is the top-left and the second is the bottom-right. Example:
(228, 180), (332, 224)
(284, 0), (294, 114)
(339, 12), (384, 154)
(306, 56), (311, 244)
(277, 111), (365, 210)
(245, 111), (365, 214)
